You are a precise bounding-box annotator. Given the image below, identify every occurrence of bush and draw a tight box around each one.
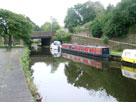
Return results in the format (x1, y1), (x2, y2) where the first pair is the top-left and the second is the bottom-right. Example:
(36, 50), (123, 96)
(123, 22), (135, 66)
(103, 37), (109, 43)
(73, 26), (82, 33)
(91, 18), (103, 38)
(52, 30), (72, 43)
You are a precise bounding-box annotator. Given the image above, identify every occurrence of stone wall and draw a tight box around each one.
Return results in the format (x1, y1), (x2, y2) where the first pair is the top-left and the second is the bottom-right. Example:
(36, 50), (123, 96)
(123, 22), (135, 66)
(71, 35), (136, 50)
(111, 29), (136, 44)
(77, 28), (136, 44)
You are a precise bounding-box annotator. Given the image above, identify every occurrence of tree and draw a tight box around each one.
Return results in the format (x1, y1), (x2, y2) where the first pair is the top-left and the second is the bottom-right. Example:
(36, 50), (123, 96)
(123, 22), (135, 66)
(41, 17), (60, 32)
(106, 4), (114, 13)
(0, 9), (34, 48)
(74, 3), (96, 24)
(64, 1), (105, 33)
(51, 17), (60, 31)
(41, 22), (51, 32)
(26, 17), (41, 31)
(52, 30), (71, 43)
(102, 0), (136, 38)
(64, 7), (82, 33)
(91, 17), (103, 38)
(34, 25), (41, 31)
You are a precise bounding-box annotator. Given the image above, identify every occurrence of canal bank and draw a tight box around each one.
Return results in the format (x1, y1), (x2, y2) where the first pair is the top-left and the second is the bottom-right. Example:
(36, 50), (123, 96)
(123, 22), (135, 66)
(0, 48), (33, 102)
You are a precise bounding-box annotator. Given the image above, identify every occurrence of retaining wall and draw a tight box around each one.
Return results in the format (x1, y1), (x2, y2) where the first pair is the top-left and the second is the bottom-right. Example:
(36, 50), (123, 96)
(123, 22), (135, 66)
(71, 35), (136, 50)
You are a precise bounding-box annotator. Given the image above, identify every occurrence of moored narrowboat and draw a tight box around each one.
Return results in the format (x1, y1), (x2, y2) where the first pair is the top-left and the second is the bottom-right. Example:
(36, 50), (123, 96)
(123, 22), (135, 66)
(61, 43), (111, 58)
(122, 49), (136, 64)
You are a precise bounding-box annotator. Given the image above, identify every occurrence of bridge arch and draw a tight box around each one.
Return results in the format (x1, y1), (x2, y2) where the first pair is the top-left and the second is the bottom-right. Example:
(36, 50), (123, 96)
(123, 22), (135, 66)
(31, 31), (55, 46)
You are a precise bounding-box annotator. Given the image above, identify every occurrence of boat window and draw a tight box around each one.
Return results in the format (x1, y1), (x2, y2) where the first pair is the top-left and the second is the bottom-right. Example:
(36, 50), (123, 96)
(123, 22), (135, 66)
(54, 42), (61, 46)
(88, 49), (91, 52)
(124, 52), (131, 57)
(134, 74), (136, 78)
(72, 46), (74, 49)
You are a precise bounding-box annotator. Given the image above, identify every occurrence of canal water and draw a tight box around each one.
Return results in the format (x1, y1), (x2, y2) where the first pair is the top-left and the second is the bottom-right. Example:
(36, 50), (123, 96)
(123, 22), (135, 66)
(30, 47), (136, 102)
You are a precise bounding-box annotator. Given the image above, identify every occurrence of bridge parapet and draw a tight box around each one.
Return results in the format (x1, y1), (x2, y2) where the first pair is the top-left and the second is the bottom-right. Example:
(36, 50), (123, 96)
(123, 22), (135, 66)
(32, 31), (56, 38)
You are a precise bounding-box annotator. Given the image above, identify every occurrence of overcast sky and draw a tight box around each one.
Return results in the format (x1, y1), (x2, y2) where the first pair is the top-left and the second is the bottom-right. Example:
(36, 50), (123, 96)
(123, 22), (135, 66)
(0, 0), (121, 26)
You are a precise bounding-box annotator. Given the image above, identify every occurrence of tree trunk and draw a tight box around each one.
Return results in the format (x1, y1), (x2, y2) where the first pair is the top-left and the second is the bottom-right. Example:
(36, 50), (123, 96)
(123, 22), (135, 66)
(8, 35), (12, 49)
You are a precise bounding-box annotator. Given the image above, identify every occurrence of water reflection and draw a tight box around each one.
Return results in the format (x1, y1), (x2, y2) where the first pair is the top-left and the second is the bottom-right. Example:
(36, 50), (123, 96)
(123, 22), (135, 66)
(121, 65), (136, 80)
(30, 47), (136, 102)
(65, 61), (136, 102)
(31, 62), (117, 102)
(31, 47), (52, 56)
(50, 49), (61, 57)
(62, 52), (109, 69)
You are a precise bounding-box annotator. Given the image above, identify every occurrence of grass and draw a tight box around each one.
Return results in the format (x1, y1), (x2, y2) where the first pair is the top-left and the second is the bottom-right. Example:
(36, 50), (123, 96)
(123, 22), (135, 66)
(110, 50), (123, 56)
(20, 47), (37, 101)
(0, 45), (24, 48)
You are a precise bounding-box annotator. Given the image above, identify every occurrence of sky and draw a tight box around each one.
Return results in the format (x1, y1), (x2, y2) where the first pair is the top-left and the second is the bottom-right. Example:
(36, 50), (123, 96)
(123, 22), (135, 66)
(0, 0), (121, 27)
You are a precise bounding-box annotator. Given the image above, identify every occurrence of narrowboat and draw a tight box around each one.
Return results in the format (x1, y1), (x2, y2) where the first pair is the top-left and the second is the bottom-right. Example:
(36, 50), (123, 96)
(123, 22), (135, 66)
(61, 43), (111, 58)
(122, 49), (136, 64)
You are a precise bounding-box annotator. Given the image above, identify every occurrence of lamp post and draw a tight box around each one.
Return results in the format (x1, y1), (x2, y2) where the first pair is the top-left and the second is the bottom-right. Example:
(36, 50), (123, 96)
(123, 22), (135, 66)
(50, 16), (52, 32)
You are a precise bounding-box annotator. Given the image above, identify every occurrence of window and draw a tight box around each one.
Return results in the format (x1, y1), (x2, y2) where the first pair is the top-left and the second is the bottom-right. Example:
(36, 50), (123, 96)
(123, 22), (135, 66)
(124, 52), (131, 57)
(54, 41), (61, 46)
(81, 48), (83, 51)
(88, 49), (91, 52)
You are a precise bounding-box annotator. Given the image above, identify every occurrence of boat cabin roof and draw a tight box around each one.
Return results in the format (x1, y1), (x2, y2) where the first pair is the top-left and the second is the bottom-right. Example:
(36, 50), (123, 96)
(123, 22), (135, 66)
(122, 49), (136, 58)
(63, 43), (109, 48)
(123, 49), (136, 53)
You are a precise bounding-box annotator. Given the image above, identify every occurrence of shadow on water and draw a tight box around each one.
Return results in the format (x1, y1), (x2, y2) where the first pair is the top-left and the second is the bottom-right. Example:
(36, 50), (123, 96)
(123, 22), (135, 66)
(30, 47), (136, 102)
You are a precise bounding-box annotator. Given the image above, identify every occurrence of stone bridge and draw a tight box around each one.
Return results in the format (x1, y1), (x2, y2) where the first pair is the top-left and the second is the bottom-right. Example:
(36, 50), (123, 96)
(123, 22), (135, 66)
(32, 31), (56, 46)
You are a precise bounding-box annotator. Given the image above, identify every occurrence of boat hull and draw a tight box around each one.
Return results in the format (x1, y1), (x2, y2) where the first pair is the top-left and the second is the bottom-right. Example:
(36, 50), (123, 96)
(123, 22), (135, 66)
(62, 48), (111, 58)
(122, 57), (136, 64)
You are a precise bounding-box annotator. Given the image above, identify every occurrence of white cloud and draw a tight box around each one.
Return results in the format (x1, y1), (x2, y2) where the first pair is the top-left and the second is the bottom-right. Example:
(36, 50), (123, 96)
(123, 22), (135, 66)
(0, 0), (121, 26)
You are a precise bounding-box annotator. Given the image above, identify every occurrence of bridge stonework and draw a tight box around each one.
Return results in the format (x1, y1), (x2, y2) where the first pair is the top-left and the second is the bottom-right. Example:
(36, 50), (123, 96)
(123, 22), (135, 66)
(32, 31), (55, 39)
(31, 31), (56, 46)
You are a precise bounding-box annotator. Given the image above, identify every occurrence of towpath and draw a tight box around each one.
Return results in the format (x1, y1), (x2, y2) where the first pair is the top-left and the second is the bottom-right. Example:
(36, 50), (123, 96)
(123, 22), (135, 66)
(0, 48), (33, 102)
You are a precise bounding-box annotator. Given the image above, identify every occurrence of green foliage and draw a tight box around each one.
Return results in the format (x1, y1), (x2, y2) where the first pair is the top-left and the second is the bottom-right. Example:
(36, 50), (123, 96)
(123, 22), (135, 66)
(91, 18), (103, 38)
(0, 9), (34, 47)
(64, 1), (104, 33)
(52, 30), (72, 43)
(41, 18), (60, 32)
(103, 37), (109, 43)
(41, 22), (51, 32)
(26, 17), (41, 31)
(64, 8), (82, 33)
(103, 0), (136, 38)
(33, 40), (41, 45)
(105, 4), (114, 13)
(72, 21), (92, 34)
(21, 48), (36, 99)
(51, 18), (60, 31)
(73, 26), (83, 33)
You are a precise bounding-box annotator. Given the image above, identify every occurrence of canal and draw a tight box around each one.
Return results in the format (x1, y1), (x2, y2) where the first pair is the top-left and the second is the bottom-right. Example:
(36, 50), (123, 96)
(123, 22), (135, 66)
(30, 47), (136, 102)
